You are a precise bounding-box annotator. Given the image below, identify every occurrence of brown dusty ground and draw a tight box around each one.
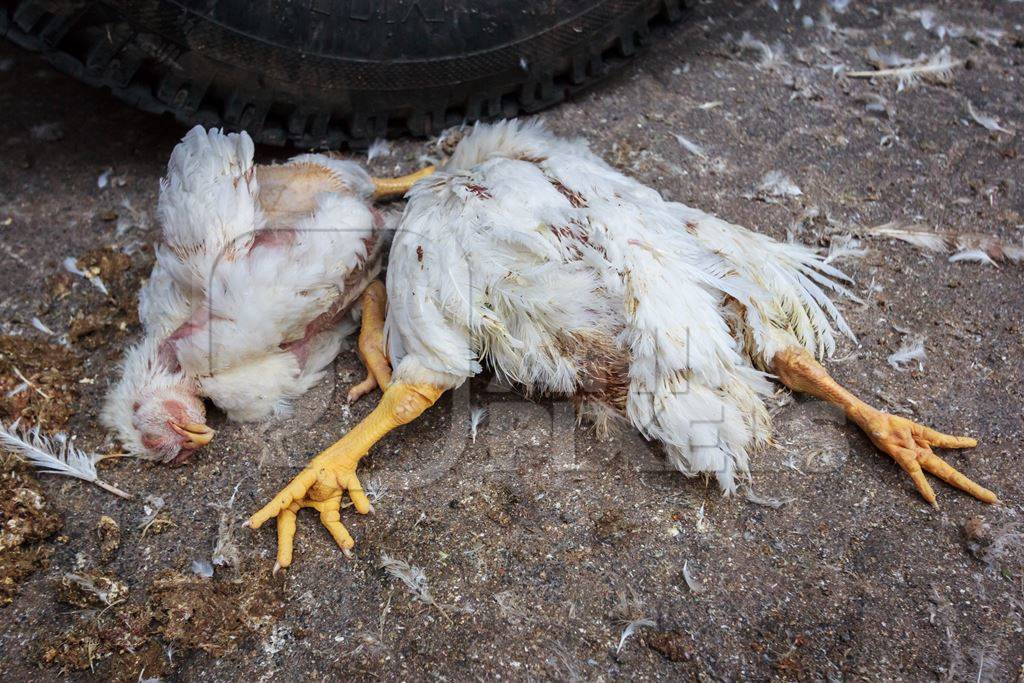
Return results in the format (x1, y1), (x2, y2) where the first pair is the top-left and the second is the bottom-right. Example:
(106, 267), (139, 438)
(1, 1), (1023, 680)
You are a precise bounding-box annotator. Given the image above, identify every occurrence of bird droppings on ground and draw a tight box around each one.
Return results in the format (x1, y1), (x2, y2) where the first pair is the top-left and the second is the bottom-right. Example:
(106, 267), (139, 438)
(0, 0), (1023, 679)
(0, 335), (80, 429)
(0, 462), (61, 605)
(95, 514), (120, 564)
(40, 569), (282, 679)
(56, 570), (129, 608)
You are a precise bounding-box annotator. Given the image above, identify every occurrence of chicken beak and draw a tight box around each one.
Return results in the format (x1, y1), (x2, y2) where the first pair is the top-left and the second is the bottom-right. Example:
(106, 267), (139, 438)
(170, 422), (215, 448)
(371, 166), (436, 199)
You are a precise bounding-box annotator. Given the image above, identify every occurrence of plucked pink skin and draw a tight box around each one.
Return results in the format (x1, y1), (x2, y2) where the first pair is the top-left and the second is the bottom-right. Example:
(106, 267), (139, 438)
(132, 384), (209, 465)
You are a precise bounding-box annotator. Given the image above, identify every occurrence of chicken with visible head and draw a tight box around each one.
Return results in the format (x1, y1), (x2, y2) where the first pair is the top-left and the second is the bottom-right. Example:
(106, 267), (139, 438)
(248, 120), (999, 570)
(102, 126), (428, 463)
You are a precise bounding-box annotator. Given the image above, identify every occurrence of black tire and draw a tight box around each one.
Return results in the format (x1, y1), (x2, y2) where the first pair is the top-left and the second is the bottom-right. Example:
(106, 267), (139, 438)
(1, 0), (686, 148)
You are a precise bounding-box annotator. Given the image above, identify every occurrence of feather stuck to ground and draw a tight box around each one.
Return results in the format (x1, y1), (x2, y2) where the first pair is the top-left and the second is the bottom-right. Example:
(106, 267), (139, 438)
(966, 102), (1013, 135)
(887, 334), (926, 372)
(615, 618), (656, 655)
(0, 420), (129, 498)
(210, 482), (242, 569)
(682, 560), (705, 593)
(674, 133), (707, 159)
(61, 256), (109, 295)
(469, 407), (487, 443)
(366, 138), (391, 162)
(847, 47), (959, 91)
(378, 553), (435, 605)
(755, 170), (803, 199)
(864, 222), (1024, 265)
(744, 487), (795, 508)
(825, 234), (868, 264)
(734, 32), (786, 70)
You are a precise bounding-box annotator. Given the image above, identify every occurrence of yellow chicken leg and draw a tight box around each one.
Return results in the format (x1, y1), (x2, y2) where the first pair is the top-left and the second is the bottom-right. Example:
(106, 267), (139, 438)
(773, 346), (998, 507)
(347, 280), (392, 404)
(247, 382), (446, 570)
(371, 166), (435, 199)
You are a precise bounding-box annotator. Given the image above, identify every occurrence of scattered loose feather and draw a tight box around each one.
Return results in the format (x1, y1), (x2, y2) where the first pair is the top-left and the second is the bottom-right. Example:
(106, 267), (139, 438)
(366, 138), (392, 162)
(948, 249), (997, 266)
(865, 222), (1023, 265)
(674, 133), (707, 159)
(825, 234), (868, 264)
(210, 482), (242, 568)
(683, 560), (705, 593)
(0, 420), (130, 498)
(847, 47), (959, 91)
(887, 335), (926, 372)
(966, 102), (1013, 135)
(469, 406), (487, 443)
(756, 171), (803, 198)
(864, 47), (916, 70)
(138, 495), (167, 535)
(191, 560), (214, 578)
(379, 553), (435, 605)
(30, 317), (56, 336)
(736, 32), (786, 69)
(62, 572), (127, 606)
(62, 256), (109, 295)
(745, 487), (795, 508)
(616, 618), (656, 655)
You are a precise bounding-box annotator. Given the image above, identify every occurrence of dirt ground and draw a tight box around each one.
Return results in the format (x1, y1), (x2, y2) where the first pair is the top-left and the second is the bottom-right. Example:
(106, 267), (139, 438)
(1, 1), (1023, 680)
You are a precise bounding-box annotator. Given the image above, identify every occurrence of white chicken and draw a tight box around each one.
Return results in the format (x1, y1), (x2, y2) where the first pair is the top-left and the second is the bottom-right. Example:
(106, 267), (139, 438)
(248, 120), (998, 569)
(102, 126), (429, 463)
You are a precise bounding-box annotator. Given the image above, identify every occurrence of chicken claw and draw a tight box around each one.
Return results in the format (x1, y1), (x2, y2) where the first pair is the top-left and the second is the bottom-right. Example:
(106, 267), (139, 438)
(773, 346), (998, 507)
(348, 281), (392, 404)
(249, 457), (372, 571)
(248, 382), (445, 569)
(845, 404), (996, 507)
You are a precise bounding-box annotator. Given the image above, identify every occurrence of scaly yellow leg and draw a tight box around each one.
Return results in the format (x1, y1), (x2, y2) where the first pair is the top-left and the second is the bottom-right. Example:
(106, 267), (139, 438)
(347, 280), (392, 404)
(371, 166), (435, 199)
(773, 346), (998, 507)
(247, 382), (446, 571)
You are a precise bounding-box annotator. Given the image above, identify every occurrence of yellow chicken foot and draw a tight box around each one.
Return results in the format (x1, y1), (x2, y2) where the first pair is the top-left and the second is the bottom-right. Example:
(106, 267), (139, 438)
(773, 346), (998, 507)
(347, 280), (392, 404)
(247, 382), (446, 570)
(371, 166), (436, 199)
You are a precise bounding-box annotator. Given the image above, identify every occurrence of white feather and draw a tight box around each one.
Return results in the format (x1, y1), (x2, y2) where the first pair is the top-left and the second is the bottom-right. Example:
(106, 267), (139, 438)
(616, 618), (656, 654)
(62, 257), (108, 295)
(379, 553), (435, 605)
(949, 249), (997, 266)
(825, 234), (868, 264)
(366, 138), (391, 162)
(0, 420), (130, 498)
(966, 102), (1013, 135)
(30, 317), (55, 336)
(887, 336), (926, 371)
(469, 406), (487, 443)
(867, 223), (948, 252)
(683, 560), (705, 593)
(674, 133), (707, 158)
(847, 47), (958, 91)
(756, 171), (803, 198)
